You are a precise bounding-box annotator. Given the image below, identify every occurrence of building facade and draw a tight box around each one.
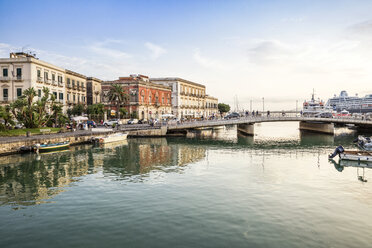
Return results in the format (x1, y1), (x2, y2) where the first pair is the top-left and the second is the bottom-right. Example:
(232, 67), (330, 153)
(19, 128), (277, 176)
(65, 69), (87, 107)
(205, 95), (219, 117)
(86, 77), (102, 105)
(150, 77), (209, 118)
(102, 75), (172, 120)
(0, 52), (66, 111)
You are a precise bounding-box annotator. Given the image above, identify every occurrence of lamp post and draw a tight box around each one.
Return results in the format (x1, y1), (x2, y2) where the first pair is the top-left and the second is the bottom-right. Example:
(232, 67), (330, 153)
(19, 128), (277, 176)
(262, 97), (265, 113)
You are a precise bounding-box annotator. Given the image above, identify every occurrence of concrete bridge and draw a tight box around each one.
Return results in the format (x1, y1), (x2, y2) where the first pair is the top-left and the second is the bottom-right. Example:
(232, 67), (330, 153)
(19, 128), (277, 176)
(166, 116), (372, 135)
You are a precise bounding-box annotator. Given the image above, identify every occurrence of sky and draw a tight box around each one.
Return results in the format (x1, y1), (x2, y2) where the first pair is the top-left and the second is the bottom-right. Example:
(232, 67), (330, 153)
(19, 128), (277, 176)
(1, 0), (372, 111)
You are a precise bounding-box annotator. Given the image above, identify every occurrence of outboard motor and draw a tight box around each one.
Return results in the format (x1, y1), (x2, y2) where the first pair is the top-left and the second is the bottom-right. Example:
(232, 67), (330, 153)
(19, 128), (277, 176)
(329, 146), (344, 159)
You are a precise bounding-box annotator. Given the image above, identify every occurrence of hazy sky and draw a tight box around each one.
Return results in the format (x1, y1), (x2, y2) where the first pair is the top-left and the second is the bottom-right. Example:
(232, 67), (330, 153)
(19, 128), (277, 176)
(1, 0), (372, 110)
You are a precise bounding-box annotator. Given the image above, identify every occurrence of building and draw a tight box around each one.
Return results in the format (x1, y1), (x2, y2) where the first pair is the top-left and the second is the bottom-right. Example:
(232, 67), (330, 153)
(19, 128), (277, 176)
(65, 69), (87, 107)
(0, 52), (66, 111)
(150, 77), (209, 118)
(86, 77), (102, 105)
(102, 74), (172, 120)
(205, 95), (219, 117)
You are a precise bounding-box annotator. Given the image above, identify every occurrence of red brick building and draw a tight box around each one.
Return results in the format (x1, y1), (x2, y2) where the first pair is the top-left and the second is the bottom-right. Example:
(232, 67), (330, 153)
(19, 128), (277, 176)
(102, 74), (172, 120)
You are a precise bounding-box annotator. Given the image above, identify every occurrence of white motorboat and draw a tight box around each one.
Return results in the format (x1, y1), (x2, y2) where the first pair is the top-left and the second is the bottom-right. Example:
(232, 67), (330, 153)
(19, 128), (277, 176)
(93, 133), (128, 144)
(357, 135), (372, 151)
(329, 146), (372, 162)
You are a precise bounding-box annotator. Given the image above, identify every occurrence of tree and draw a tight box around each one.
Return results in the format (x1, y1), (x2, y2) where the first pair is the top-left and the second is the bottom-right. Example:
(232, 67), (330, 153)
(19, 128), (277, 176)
(119, 107), (128, 118)
(0, 105), (15, 129)
(11, 87), (58, 128)
(108, 84), (129, 120)
(87, 103), (105, 120)
(218, 103), (230, 114)
(71, 104), (86, 116)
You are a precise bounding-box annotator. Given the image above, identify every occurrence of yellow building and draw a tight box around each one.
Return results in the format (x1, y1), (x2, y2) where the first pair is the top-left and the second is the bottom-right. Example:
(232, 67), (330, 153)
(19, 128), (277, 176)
(150, 77), (207, 118)
(65, 69), (87, 107)
(86, 77), (102, 105)
(205, 95), (219, 117)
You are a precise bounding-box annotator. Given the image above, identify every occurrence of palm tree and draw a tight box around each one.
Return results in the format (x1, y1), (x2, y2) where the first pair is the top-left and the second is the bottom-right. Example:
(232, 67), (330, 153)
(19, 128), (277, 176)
(108, 84), (128, 120)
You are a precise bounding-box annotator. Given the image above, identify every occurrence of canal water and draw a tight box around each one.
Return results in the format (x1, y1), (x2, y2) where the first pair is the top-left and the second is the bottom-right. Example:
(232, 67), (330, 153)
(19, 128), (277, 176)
(1, 122), (372, 248)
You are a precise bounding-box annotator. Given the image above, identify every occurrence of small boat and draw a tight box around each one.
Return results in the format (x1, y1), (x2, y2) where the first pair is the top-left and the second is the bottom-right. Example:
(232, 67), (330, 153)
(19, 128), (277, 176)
(356, 135), (372, 150)
(93, 133), (128, 144)
(34, 141), (70, 153)
(329, 145), (372, 162)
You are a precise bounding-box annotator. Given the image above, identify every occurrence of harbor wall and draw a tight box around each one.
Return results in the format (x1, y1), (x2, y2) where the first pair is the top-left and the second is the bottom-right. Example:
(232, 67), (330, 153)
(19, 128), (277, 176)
(299, 121), (334, 134)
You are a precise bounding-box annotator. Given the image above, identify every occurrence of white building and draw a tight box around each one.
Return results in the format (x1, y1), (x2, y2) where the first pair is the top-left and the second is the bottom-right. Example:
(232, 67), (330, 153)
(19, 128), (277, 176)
(0, 52), (66, 111)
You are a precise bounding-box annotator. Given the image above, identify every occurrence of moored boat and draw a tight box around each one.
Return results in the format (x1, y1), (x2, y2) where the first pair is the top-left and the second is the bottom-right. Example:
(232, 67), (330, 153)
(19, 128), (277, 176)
(34, 141), (70, 153)
(93, 133), (128, 144)
(329, 145), (372, 162)
(356, 135), (372, 150)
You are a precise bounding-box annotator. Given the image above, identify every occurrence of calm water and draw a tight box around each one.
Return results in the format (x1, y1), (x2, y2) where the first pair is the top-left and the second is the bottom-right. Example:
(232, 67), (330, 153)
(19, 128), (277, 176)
(1, 122), (372, 248)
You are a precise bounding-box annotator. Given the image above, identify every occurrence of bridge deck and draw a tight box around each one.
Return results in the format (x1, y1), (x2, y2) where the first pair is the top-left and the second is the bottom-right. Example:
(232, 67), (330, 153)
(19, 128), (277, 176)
(167, 117), (372, 130)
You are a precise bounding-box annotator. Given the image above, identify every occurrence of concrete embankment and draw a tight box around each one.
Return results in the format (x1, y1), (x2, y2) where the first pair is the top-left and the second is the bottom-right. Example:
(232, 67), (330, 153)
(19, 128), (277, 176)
(0, 126), (168, 156)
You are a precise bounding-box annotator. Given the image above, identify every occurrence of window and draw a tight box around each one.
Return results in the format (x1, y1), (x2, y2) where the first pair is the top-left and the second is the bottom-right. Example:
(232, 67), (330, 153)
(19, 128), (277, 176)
(58, 76), (62, 83)
(141, 95), (144, 103)
(3, 68), (8, 77)
(162, 97), (164, 104)
(16, 88), (22, 97)
(44, 72), (48, 80)
(38, 89), (41, 97)
(73, 95), (76, 102)
(59, 92), (63, 100)
(72, 80), (75, 87)
(77, 81), (80, 87)
(37, 69), (41, 78)
(53, 92), (57, 98)
(67, 78), (70, 84)
(149, 95), (151, 103)
(3, 88), (8, 100)
(16, 68), (22, 78)
(67, 94), (70, 101)
(52, 74), (55, 82)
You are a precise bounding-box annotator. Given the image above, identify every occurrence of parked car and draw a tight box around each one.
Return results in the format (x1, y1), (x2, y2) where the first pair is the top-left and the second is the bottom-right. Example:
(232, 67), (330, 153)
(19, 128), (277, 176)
(127, 119), (139, 124)
(224, 112), (240, 119)
(138, 119), (148, 124)
(87, 120), (97, 127)
(103, 119), (121, 127)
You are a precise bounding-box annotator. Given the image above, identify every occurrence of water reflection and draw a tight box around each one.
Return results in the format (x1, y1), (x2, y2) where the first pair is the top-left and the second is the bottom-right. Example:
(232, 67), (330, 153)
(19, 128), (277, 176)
(329, 158), (372, 182)
(0, 139), (206, 208)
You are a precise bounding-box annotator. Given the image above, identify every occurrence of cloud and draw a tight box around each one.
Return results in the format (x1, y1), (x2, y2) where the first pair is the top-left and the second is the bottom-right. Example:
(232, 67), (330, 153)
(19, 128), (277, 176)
(193, 48), (231, 70)
(348, 20), (372, 36)
(87, 40), (131, 59)
(145, 42), (166, 59)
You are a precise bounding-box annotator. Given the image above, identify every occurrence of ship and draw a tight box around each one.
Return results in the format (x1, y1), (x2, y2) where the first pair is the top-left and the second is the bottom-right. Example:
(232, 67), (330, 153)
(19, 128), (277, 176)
(303, 91), (333, 117)
(326, 91), (372, 113)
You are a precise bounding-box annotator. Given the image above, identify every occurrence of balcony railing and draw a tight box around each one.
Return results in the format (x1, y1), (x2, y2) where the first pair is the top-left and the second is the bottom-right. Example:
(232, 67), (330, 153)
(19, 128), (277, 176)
(0, 77), (10, 81)
(67, 84), (72, 89)
(44, 79), (51, 84)
(58, 81), (64, 87)
(15, 76), (22, 80)
(52, 80), (58, 86)
(37, 77), (43, 83)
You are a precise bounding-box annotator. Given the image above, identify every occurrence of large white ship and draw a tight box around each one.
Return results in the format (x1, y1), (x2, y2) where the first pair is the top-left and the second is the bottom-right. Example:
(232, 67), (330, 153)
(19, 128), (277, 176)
(326, 91), (372, 113)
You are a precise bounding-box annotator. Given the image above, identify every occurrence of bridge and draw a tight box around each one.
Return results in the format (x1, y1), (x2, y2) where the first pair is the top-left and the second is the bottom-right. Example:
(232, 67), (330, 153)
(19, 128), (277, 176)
(166, 116), (372, 135)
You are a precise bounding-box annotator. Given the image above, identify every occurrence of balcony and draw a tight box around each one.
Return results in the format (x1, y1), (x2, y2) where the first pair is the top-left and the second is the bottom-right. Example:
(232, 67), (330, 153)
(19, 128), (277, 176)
(52, 80), (58, 86)
(58, 81), (64, 87)
(0, 77), (10, 82)
(72, 85), (77, 90)
(37, 77), (44, 83)
(67, 84), (72, 89)
(15, 76), (23, 82)
(44, 79), (51, 84)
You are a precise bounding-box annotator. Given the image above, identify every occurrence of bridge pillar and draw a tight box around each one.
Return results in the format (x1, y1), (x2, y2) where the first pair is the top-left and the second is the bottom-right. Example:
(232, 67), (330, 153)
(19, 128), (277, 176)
(237, 123), (254, 136)
(299, 121), (334, 134)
